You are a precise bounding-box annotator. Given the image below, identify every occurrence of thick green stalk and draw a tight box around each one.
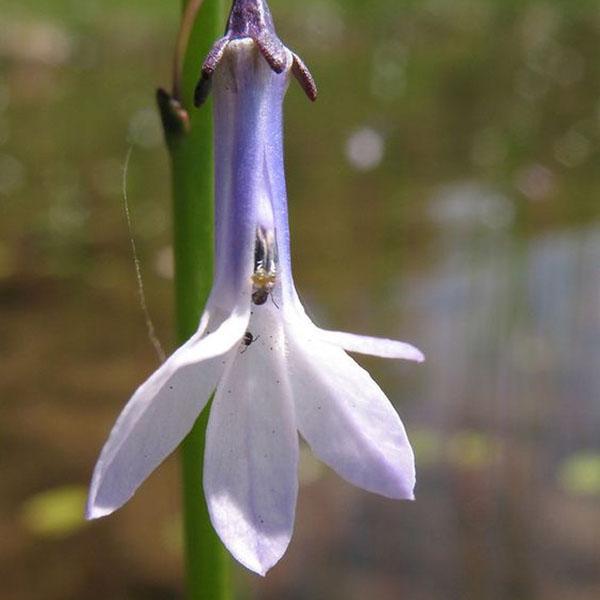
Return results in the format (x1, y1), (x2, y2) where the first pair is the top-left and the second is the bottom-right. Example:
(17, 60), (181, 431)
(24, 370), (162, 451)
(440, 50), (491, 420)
(160, 0), (229, 598)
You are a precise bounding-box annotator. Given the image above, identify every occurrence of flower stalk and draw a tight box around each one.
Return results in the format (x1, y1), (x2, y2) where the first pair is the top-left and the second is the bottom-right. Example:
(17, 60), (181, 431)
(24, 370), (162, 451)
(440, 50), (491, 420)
(158, 0), (230, 598)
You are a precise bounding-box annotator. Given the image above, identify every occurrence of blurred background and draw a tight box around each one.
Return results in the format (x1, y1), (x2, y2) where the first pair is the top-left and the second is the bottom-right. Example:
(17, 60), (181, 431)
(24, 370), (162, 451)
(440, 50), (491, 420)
(1, 0), (599, 598)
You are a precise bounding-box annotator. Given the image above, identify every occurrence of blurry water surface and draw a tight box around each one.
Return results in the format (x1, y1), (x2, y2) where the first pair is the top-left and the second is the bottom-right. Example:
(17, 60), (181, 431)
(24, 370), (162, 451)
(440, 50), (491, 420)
(0, 1), (599, 599)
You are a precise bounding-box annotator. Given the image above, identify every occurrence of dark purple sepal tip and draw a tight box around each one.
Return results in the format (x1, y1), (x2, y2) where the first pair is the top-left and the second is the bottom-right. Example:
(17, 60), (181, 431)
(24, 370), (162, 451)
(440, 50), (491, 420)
(194, 0), (318, 107)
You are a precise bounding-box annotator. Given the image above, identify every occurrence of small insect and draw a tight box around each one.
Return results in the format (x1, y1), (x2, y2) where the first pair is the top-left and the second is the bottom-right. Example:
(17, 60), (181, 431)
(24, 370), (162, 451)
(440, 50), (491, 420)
(241, 331), (259, 353)
(251, 226), (278, 306)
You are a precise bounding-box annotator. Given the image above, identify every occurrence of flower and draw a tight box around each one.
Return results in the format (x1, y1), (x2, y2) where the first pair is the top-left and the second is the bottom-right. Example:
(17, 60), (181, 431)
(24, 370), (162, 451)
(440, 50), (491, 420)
(86, 0), (424, 576)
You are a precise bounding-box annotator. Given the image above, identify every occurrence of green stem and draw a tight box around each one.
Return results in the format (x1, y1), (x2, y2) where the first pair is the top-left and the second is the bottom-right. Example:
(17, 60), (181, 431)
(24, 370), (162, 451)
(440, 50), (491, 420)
(159, 0), (229, 598)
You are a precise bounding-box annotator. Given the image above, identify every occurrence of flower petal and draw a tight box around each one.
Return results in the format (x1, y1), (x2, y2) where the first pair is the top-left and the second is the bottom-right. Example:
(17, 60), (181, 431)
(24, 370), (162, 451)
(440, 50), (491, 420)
(86, 311), (248, 520)
(204, 325), (298, 576)
(287, 329), (415, 500)
(316, 329), (425, 362)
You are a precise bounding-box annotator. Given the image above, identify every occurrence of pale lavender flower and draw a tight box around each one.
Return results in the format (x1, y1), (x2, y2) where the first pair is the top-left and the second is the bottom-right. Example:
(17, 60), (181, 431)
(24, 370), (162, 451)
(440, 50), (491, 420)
(87, 0), (424, 575)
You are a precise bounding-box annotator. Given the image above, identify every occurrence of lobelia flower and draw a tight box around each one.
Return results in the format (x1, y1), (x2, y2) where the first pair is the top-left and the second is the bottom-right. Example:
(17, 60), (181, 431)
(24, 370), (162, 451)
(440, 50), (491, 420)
(86, 0), (424, 576)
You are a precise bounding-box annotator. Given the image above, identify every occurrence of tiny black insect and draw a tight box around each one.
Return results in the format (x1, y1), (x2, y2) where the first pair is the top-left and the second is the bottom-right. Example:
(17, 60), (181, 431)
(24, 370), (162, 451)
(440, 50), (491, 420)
(241, 331), (260, 353)
(252, 226), (278, 307)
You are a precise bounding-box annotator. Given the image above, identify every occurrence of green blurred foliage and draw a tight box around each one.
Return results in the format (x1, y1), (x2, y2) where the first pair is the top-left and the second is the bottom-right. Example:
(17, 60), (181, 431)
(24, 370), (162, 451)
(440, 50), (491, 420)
(20, 485), (87, 538)
(558, 454), (600, 497)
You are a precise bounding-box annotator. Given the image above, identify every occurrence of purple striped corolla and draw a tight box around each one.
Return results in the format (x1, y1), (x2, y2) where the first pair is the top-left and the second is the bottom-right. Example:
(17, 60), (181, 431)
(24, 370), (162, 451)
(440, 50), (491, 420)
(86, 39), (424, 575)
